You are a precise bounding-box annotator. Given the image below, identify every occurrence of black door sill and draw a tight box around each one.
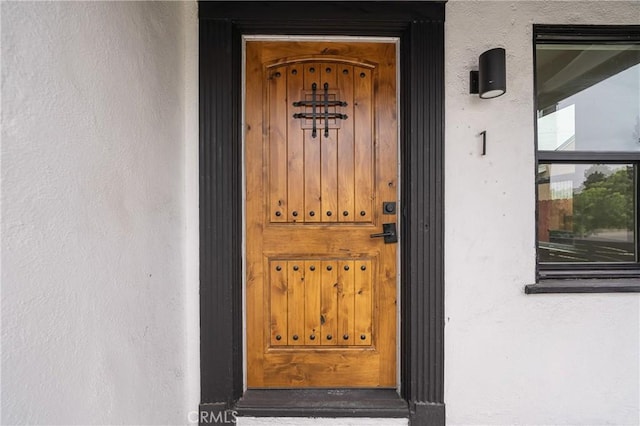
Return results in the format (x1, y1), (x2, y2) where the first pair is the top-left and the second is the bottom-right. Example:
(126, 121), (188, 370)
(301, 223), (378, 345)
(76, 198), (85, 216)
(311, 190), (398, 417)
(235, 388), (409, 418)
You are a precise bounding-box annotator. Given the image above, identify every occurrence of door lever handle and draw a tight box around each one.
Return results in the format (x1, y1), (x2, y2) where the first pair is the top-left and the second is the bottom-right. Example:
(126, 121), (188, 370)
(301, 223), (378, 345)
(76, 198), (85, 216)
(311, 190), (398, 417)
(370, 230), (395, 238)
(370, 223), (398, 244)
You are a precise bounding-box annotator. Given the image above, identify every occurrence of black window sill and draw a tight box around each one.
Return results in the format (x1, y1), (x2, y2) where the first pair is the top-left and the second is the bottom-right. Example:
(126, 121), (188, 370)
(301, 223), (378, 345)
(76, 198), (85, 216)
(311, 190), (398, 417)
(234, 389), (409, 418)
(525, 278), (640, 294)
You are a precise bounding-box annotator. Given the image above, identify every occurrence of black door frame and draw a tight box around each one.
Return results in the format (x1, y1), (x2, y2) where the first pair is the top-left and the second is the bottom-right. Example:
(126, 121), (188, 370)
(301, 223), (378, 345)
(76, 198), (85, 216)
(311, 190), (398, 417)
(199, 2), (445, 425)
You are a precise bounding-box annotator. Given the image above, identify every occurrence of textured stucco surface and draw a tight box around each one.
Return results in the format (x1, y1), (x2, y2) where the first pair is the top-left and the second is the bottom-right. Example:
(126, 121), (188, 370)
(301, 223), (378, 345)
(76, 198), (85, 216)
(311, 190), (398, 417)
(445, 1), (640, 425)
(1, 1), (199, 424)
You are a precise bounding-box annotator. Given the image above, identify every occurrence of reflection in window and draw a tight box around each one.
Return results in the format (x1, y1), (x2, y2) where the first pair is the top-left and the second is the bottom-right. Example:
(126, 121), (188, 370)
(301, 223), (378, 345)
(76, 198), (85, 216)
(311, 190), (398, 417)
(537, 104), (575, 151)
(536, 44), (640, 152)
(537, 164), (637, 263)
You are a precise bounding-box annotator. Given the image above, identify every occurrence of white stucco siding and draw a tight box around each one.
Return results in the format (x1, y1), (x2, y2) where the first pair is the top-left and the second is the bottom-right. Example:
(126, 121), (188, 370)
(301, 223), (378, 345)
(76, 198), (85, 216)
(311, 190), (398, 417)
(445, 1), (640, 425)
(1, 1), (199, 424)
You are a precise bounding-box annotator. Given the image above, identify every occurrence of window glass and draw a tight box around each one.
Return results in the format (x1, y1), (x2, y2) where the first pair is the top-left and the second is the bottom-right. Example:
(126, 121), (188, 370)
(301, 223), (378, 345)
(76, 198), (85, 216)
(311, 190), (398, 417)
(537, 163), (637, 263)
(536, 44), (640, 152)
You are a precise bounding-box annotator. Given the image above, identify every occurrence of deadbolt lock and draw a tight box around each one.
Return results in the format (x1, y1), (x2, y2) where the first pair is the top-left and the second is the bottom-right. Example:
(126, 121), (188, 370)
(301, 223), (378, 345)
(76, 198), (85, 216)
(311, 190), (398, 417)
(383, 201), (396, 214)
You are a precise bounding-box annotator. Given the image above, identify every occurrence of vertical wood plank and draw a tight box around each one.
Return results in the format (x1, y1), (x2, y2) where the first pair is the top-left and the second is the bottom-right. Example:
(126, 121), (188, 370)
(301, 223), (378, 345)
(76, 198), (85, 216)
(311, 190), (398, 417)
(304, 260), (321, 345)
(270, 260), (288, 346)
(353, 67), (373, 223)
(337, 65), (355, 222)
(287, 65), (305, 222)
(337, 260), (355, 344)
(321, 64), (338, 222)
(320, 260), (338, 345)
(304, 129), (321, 222)
(374, 43), (398, 384)
(287, 261), (305, 345)
(244, 41), (266, 387)
(303, 63), (322, 222)
(354, 259), (372, 346)
(269, 68), (288, 222)
(321, 128), (338, 222)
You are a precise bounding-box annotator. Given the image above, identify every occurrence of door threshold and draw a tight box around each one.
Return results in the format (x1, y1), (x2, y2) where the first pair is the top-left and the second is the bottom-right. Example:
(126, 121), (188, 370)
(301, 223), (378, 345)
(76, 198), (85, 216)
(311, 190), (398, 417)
(235, 389), (409, 418)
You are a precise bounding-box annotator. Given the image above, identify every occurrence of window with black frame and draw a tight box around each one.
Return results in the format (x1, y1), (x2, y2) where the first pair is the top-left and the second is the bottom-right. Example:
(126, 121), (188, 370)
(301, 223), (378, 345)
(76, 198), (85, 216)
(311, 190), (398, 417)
(535, 26), (640, 281)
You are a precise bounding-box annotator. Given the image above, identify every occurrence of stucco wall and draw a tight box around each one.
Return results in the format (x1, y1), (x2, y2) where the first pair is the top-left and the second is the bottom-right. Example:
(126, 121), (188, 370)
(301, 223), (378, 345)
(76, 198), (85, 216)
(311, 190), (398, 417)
(1, 2), (199, 424)
(445, 1), (640, 425)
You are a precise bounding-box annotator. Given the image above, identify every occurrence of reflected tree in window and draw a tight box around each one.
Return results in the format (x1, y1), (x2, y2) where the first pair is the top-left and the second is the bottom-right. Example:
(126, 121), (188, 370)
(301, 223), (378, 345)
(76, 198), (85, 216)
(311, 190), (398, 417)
(573, 165), (634, 238)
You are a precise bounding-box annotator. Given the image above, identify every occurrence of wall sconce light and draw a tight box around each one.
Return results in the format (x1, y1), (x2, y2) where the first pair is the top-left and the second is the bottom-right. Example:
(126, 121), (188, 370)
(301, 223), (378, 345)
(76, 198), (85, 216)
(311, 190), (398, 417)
(470, 48), (506, 99)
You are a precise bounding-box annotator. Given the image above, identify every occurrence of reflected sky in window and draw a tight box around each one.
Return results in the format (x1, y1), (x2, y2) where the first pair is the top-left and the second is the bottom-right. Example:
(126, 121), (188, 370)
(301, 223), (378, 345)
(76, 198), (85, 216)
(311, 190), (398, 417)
(537, 45), (640, 152)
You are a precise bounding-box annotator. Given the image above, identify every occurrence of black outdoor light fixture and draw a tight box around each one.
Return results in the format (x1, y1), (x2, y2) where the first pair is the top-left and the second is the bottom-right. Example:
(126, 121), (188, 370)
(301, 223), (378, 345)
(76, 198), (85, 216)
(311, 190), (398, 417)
(470, 48), (506, 99)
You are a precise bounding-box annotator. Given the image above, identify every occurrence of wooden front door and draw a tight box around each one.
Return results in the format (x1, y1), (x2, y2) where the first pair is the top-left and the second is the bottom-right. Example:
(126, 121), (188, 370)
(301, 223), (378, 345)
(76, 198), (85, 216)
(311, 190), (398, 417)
(245, 40), (398, 388)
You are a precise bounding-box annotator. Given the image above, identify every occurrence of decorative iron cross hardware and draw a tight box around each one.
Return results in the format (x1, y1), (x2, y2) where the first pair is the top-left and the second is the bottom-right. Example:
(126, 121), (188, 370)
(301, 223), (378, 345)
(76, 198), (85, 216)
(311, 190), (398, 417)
(293, 83), (348, 138)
